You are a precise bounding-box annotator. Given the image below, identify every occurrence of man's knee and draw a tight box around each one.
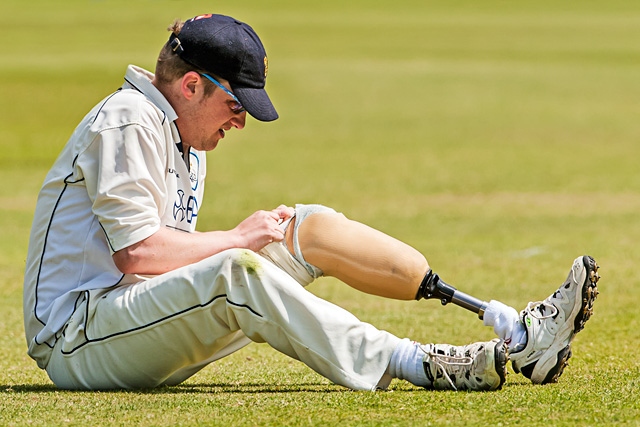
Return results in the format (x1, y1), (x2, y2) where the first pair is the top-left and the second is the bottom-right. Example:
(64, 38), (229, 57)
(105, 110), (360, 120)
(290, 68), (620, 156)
(284, 204), (339, 279)
(192, 248), (268, 287)
(219, 248), (266, 276)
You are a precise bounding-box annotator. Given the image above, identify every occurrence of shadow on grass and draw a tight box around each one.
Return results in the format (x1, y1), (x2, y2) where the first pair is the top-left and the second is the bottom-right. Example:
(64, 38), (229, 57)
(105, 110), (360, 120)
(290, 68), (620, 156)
(1, 381), (527, 394)
(0, 382), (353, 394)
(170, 383), (351, 394)
(1, 384), (59, 393)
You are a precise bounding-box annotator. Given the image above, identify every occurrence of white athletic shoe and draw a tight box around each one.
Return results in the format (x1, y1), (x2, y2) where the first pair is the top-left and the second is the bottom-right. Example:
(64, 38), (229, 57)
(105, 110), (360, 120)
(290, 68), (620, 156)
(510, 255), (600, 384)
(421, 339), (508, 391)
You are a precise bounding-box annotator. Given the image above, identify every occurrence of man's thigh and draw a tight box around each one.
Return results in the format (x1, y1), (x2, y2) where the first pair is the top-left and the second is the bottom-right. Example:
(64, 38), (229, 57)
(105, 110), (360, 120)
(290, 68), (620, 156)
(47, 250), (252, 389)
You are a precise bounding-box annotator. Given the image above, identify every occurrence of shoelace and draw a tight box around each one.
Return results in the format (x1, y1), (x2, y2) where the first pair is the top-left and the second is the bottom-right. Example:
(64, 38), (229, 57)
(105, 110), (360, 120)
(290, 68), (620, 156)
(525, 301), (559, 320)
(421, 346), (473, 391)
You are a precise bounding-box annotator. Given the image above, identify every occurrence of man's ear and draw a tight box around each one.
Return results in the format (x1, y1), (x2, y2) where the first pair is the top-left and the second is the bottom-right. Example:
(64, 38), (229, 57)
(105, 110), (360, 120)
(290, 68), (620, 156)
(180, 71), (201, 100)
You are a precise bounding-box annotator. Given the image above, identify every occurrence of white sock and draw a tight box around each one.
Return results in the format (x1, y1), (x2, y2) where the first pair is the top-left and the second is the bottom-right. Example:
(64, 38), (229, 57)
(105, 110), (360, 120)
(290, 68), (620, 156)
(387, 338), (429, 387)
(483, 300), (527, 351)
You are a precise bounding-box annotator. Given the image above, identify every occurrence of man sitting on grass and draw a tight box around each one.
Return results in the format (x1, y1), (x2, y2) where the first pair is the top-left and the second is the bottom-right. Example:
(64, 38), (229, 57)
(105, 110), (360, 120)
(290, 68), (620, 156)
(23, 13), (599, 392)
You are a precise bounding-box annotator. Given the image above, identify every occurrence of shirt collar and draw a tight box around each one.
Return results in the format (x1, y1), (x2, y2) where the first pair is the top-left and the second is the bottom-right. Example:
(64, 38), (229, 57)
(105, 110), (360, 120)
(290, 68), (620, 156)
(122, 65), (179, 123)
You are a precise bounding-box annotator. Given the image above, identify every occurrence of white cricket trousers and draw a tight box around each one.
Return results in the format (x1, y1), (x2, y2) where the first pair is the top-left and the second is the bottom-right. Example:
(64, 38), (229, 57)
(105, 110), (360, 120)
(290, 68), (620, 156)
(46, 248), (400, 391)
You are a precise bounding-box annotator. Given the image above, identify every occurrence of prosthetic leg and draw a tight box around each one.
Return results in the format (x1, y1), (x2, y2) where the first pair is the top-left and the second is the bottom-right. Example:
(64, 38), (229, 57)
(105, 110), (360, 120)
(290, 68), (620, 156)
(415, 270), (489, 320)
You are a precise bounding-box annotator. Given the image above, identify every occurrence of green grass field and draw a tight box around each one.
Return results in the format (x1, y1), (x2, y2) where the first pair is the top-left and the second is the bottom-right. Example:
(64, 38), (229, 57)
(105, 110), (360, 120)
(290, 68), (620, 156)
(2, 0), (640, 425)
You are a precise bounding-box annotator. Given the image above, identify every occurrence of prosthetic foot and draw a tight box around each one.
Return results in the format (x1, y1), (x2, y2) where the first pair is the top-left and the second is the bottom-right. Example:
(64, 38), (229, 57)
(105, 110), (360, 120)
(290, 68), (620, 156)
(415, 256), (601, 385)
(510, 255), (600, 384)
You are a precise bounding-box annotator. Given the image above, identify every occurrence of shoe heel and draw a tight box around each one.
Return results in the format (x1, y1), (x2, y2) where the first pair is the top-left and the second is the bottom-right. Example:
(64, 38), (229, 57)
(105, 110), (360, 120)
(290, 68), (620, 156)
(541, 345), (573, 384)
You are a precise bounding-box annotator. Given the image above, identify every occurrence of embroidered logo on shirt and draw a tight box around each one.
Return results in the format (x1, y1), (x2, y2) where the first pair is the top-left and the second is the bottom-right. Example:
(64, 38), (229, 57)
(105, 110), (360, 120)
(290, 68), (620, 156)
(189, 151), (200, 191)
(173, 189), (198, 224)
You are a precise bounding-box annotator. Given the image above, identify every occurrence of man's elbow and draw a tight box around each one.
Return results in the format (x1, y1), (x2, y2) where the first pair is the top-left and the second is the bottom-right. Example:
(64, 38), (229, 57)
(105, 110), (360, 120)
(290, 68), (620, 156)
(112, 248), (140, 274)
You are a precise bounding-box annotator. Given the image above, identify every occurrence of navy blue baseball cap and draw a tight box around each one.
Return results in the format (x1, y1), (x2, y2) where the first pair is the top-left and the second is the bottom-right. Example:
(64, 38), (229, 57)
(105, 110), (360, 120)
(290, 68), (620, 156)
(169, 14), (278, 122)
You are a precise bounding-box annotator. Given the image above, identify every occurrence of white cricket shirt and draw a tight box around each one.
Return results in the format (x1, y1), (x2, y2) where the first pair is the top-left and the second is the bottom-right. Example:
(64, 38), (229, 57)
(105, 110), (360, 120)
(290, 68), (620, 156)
(23, 65), (206, 367)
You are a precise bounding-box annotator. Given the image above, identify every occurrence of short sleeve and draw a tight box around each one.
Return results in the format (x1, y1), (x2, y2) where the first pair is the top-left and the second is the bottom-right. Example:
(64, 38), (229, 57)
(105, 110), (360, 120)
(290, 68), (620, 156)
(77, 122), (168, 252)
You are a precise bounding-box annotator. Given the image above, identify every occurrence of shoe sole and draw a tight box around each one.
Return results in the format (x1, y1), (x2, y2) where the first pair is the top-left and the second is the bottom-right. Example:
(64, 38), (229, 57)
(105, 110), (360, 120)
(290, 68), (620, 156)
(573, 255), (600, 334)
(494, 340), (509, 390)
(539, 255), (600, 383)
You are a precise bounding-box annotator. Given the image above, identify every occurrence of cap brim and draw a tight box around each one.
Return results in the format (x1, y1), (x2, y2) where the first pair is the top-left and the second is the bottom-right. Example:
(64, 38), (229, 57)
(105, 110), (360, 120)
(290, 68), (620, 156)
(233, 86), (278, 122)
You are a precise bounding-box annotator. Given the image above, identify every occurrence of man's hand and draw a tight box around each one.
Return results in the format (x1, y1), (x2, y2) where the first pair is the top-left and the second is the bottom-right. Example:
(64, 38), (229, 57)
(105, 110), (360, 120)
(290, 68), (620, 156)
(113, 205), (296, 275)
(272, 204), (295, 222)
(231, 205), (294, 252)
